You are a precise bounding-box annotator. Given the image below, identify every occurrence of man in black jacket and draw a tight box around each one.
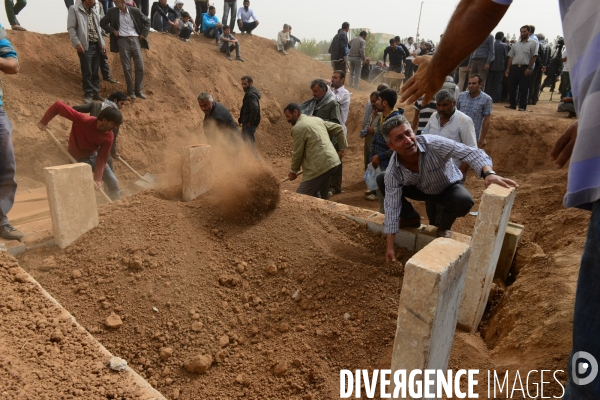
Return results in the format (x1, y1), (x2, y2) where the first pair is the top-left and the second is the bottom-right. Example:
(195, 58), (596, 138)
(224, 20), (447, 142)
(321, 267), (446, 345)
(101, 0), (151, 100)
(150, 0), (178, 32)
(238, 75), (261, 145)
(197, 92), (240, 144)
(328, 22), (349, 72)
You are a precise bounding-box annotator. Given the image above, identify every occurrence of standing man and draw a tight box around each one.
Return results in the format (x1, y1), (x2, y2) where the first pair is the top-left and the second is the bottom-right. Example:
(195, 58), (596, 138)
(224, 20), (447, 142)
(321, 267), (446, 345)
(68, 0), (107, 104)
(101, 0), (151, 101)
(404, 37), (418, 82)
(487, 31), (508, 103)
(197, 92), (239, 144)
(468, 33), (494, 90)
(329, 70), (350, 195)
(238, 76), (260, 145)
(348, 30), (366, 89)
(194, 0), (209, 32)
(383, 39), (406, 73)
(504, 25), (538, 111)
(328, 22), (349, 72)
(529, 33), (549, 105)
(202, 5), (222, 44)
(457, 74), (492, 148)
(222, 0), (236, 33)
(0, 23), (21, 240)
(4, 0), (26, 31)
(236, 0), (258, 35)
(283, 103), (347, 199)
(37, 102), (123, 200)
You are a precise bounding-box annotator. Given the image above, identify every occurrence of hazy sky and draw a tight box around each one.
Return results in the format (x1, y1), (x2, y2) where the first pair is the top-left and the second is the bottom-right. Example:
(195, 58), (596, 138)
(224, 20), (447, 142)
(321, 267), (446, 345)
(1, 0), (563, 44)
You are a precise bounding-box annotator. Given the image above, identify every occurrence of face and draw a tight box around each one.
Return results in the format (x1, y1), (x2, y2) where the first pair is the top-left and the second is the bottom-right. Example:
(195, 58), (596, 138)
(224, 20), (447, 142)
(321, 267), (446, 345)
(284, 110), (300, 125)
(311, 85), (326, 101)
(370, 95), (378, 109)
(520, 27), (529, 40)
(224, 28), (230, 35)
(198, 99), (213, 114)
(209, 7), (215, 16)
(243, 1), (249, 7)
(386, 124), (418, 158)
(83, 0), (96, 8)
(98, 119), (119, 132)
(330, 73), (344, 89)
(283, 26), (289, 33)
(467, 78), (482, 94)
(116, 100), (126, 109)
(390, 42), (396, 49)
(375, 97), (385, 112)
(420, 42), (427, 49)
(241, 79), (252, 92)
(436, 99), (455, 118)
(183, 16), (189, 22)
(408, 38), (413, 45)
(159, 0), (167, 4)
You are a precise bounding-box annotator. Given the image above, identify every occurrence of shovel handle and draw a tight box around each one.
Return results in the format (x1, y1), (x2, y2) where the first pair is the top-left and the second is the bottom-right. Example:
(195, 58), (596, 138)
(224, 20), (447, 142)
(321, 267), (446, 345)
(46, 128), (112, 203)
(280, 170), (303, 184)
(115, 155), (147, 181)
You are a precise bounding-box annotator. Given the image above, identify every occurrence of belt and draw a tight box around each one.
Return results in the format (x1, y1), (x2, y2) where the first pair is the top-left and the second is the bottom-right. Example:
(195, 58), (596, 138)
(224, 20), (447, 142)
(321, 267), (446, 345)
(514, 64), (528, 68)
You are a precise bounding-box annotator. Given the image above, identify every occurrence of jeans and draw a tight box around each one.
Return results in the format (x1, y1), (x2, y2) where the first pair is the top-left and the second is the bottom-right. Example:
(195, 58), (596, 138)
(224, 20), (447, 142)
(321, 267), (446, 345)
(487, 70), (504, 102)
(194, 1), (208, 31)
(100, 55), (111, 80)
(78, 42), (101, 97)
(220, 41), (240, 58)
(222, 1), (236, 31)
(118, 37), (144, 95)
(564, 200), (600, 399)
(99, 0), (113, 14)
(508, 65), (531, 110)
(239, 21), (257, 33)
(241, 125), (256, 145)
(179, 26), (192, 39)
(376, 176), (473, 230)
(348, 56), (362, 88)
(470, 58), (489, 90)
(0, 108), (15, 226)
(5, 0), (26, 26)
(78, 153), (120, 201)
(204, 27), (222, 42)
(64, 0), (73, 8)
(277, 40), (293, 52)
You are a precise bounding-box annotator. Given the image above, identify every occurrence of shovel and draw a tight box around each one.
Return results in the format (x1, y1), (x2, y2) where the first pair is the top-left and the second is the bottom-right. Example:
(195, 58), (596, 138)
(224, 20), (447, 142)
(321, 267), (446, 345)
(115, 155), (158, 189)
(280, 170), (303, 184)
(45, 128), (112, 203)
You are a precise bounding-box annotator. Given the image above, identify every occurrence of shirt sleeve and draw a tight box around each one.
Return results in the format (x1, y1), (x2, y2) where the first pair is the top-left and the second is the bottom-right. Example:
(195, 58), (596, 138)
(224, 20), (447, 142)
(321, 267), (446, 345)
(251, 10), (258, 21)
(94, 137), (113, 182)
(383, 158), (404, 235)
(486, 35), (495, 66)
(40, 101), (86, 125)
(324, 121), (347, 150)
(459, 116), (477, 148)
(483, 96), (492, 116)
(429, 135), (492, 176)
(0, 27), (17, 60)
(290, 129), (305, 173)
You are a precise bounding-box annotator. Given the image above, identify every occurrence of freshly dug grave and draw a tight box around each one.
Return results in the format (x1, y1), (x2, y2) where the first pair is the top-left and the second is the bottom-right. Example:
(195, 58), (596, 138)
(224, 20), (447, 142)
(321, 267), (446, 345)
(0, 252), (160, 400)
(18, 192), (412, 399)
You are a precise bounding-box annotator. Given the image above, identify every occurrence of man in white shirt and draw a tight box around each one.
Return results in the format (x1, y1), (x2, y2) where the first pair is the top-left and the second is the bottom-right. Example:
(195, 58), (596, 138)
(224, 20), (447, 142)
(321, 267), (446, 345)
(404, 36), (418, 82)
(236, 0), (258, 34)
(329, 69), (350, 195)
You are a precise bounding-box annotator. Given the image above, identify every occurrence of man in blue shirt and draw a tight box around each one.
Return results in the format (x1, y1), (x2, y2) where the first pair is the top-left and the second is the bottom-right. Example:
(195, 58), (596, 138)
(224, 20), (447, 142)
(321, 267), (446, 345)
(202, 5), (223, 44)
(0, 23), (21, 240)
(383, 39), (406, 73)
(457, 74), (492, 147)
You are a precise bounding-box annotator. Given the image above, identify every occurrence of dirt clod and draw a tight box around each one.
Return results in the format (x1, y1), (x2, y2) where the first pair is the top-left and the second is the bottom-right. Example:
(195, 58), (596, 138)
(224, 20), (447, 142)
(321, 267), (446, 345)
(105, 312), (123, 329)
(183, 354), (212, 374)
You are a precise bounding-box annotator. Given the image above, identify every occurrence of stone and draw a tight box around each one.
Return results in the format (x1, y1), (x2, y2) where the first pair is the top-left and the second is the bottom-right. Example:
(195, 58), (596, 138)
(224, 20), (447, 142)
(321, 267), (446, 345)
(265, 264), (277, 275)
(183, 354), (212, 374)
(50, 327), (63, 343)
(395, 226), (422, 252)
(415, 225), (471, 252)
(72, 269), (82, 279)
(44, 164), (99, 249)
(159, 347), (173, 360)
(191, 321), (203, 332)
(390, 238), (471, 395)
(273, 361), (289, 377)
(182, 144), (212, 202)
(105, 312), (123, 329)
(494, 222), (524, 283)
(219, 335), (229, 347)
(215, 350), (227, 363)
(457, 185), (516, 333)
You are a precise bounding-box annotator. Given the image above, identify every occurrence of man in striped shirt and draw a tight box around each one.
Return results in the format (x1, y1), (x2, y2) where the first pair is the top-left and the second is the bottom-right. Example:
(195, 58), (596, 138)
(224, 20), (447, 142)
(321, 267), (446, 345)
(379, 115), (517, 262)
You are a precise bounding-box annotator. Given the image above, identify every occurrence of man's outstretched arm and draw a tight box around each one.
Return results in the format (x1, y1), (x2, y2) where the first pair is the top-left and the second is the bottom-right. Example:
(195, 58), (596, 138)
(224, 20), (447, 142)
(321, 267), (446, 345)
(401, 0), (511, 105)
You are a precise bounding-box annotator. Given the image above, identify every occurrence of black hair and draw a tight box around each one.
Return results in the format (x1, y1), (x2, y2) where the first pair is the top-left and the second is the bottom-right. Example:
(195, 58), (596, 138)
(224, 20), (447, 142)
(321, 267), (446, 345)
(379, 88), (397, 109)
(389, 38), (395, 45)
(241, 75), (253, 83)
(359, 30), (367, 38)
(495, 31), (504, 40)
(97, 107), (123, 125)
(224, 25), (230, 30)
(529, 25), (535, 33)
(284, 103), (302, 114)
(370, 91), (380, 98)
(333, 69), (346, 80)
(310, 79), (328, 91)
(181, 11), (190, 18)
(108, 91), (128, 103)
(341, 22), (349, 30)
(394, 36), (400, 42)
(208, 5), (215, 10)
(468, 73), (483, 84)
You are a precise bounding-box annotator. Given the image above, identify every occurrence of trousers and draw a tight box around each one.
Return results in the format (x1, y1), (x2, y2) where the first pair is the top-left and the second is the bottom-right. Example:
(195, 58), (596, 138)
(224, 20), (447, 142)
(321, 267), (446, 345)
(348, 56), (362, 88)
(0, 108), (15, 226)
(508, 65), (531, 110)
(78, 153), (120, 201)
(487, 70), (504, 102)
(117, 37), (144, 95)
(194, 1), (208, 31)
(222, 1), (236, 31)
(78, 42), (101, 97)
(297, 166), (337, 199)
(470, 58), (489, 90)
(5, 0), (26, 26)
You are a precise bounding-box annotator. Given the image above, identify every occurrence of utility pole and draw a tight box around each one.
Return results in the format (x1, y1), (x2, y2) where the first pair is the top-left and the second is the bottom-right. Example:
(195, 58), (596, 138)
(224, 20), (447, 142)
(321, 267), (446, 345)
(416, 1), (424, 42)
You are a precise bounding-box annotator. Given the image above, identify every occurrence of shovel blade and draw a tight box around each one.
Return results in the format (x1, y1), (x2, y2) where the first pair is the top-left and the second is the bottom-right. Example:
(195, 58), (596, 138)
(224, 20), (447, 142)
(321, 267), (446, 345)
(135, 179), (156, 189)
(141, 172), (158, 184)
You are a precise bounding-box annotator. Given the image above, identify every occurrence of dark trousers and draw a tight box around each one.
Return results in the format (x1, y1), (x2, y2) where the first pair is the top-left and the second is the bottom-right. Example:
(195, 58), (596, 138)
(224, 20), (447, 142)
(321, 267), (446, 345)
(241, 125), (257, 145)
(222, 0), (237, 31)
(564, 200), (600, 399)
(152, 11), (172, 32)
(100, 55), (111, 80)
(204, 27), (222, 42)
(99, 0), (113, 14)
(376, 175), (473, 230)
(135, 0), (149, 16)
(297, 166), (337, 199)
(5, 0), (26, 26)
(78, 42), (101, 97)
(404, 59), (415, 82)
(194, 1), (208, 31)
(508, 65), (531, 110)
(220, 41), (240, 58)
(239, 21), (257, 34)
(0, 108), (15, 227)
(332, 60), (347, 73)
(487, 70), (504, 102)
(529, 66), (543, 104)
(559, 71), (571, 99)
(389, 63), (403, 73)
(78, 153), (120, 201)
(179, 26), (192, 39)
(117, 36), (144, 95)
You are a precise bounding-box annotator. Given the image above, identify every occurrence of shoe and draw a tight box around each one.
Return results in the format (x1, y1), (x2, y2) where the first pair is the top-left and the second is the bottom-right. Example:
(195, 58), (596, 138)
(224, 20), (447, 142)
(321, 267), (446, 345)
(184, 39), (190, 43)
(504, 105), (516, 110)
(531, 101), (537, 105)
(83, 95), (93, 104)
(231, 31), (237, 34)
(129, 93), (136, 100)
(436, 228), (452, 238)
(226, 56), (232, 61)
(330, 188), (342, 195)
(135, 92), (147, 99)
(0, 224), (24, 240)
(11, 25), (26, 31)
(282, 50), (288, 55)
(567, 111), (577, 118)
(518, 108), (527, 112)
(92, 93), (105, 101)
(240, 32), (246, 35)
(399, 215), (421, 229)
(365, 193), (377, 201)
(236, 56), (245, 62)
(105, 77), (120, 84)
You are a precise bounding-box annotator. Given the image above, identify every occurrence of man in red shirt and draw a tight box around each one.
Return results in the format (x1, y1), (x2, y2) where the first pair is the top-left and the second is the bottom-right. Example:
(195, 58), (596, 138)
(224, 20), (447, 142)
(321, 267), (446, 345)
(37, 101), (123, 199)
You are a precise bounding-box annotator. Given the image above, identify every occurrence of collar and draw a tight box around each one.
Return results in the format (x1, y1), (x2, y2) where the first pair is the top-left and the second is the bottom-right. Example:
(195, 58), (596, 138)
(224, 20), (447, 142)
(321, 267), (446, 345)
(435, 109), (457, 124)
(520, 37), (530, 43)
(119, 6), (129, 15)
(469, 90), (482, 99)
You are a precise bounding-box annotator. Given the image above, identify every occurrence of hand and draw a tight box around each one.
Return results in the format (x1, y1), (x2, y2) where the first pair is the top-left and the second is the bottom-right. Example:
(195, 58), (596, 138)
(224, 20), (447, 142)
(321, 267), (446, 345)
(216, 23), (223, 28)
(400, 55), (445, 105)
(37, 121), (47, 131)
(484, 64), (490, 70)
(542, 66), (546, 73)
(385, 247), (396, 263)
(139, 34), (145, 40)
(75, 44), (85, 54)
(561, 97), (567, 102)
(256, 21), (259, 26)
(550, 121), (577, 169)
(484, 174), (519, 189)
(112, 30), (119, 37)
(505, 69), (509, 77)
(102, 46), (107, 54)
(338, 150), (345, 159)
(524, 68), (531, 77)
(170, 20), (177, 26)
(288, 172), (297, 181)
(94, 181), (102, 191)
(371, 155), (380, 168)
(478, 138), (487, 149)
(366, 127), (375, 135)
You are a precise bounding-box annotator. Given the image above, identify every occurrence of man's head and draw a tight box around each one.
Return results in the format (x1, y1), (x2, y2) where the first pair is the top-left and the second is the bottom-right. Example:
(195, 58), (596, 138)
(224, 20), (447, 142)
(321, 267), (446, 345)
(537, 33), (546, 41)
(376, 60), (383, 67)
(341, 22), (350, 32)
(520, 25), (529, 40)
(435, 89), (456, 119)
(82, 0), (96, 9)
(223, 25), (230, 34)
(407, 36), (414, 45)
(96, 107), (123, 131)
(208, 5), (216, 15)
(370, 91), (379, 109)
(283, 23), (290, 32)
(241, 75), (253, 92)
(331, 70), (345, 89)
(425, 40), (433, 50)
(197, 92), (214, 114)
(394, 36), (401, 44)
(113, 0), (125, 7)
(359, 30), (367, 39)
(284, 103), (302, 125)
(108, 91), (128, 109)
(467, 74), (483, 95)
(495, 31), (504, 41)
(159, 0), (167, 5)
(243, 0), (249, 9)
(310, 79), (328, 101)
(382, 115), (417, 158)
(376, 83), (389, 92)
(181, 11), (190, 22)
(376, 88), (397, 112)
(389, 38), (396, 48)
(528, 25), (535, 34)
(420, 41), (427, 49)
(174, 0), (184, 10)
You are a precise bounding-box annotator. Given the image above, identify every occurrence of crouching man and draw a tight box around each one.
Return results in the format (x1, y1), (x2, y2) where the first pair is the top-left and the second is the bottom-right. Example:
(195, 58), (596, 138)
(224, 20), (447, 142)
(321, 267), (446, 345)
(378, 115), (518, 262)
(37, 101), (123, 200)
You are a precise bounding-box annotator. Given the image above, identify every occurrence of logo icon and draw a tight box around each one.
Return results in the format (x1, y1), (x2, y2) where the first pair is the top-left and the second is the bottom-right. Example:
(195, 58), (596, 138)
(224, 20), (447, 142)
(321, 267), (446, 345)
(572, 352), (598, 386)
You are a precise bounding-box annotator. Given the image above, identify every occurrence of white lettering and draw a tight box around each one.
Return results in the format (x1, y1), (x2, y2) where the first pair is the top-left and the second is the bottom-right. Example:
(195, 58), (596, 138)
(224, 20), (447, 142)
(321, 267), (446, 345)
(380, 370), (391, 398)
(455, 369), (466, 399)
(553, 370), (565, 399)
(488, 370), (490, 398)
(437, 370), (453, 397)
(364, 369), (379, 398)
(541, 370), (551, 398)
(511, 370), (526, 398)
(494, 371), (509, 397)
(423, 370), (435, 397)
(393, 370), (407, 398)
(468, 370), (479, 398)
(526, 370), (539, 398)
(340, 370), (353, 398)
(409, 370), (423, 398)
(356, 369), (361, 398)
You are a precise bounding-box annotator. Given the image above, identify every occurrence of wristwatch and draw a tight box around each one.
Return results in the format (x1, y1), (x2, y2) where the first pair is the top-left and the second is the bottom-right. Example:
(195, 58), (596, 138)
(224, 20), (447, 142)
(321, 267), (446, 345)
(482, 170), (496, 179)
